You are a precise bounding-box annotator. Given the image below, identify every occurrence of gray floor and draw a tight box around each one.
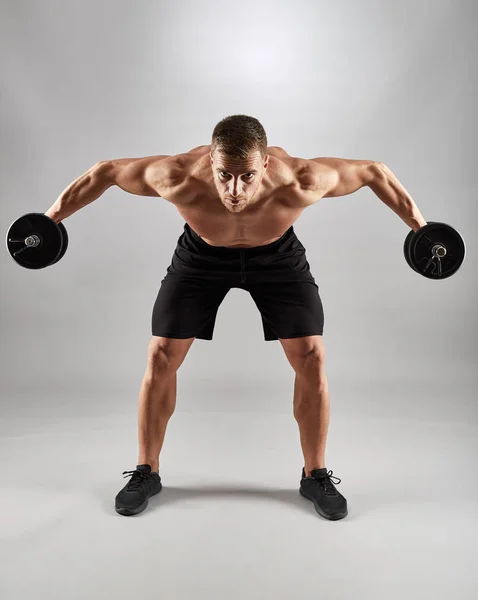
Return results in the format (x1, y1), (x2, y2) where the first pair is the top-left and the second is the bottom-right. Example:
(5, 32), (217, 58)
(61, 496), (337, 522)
(1, 398), (477, 599)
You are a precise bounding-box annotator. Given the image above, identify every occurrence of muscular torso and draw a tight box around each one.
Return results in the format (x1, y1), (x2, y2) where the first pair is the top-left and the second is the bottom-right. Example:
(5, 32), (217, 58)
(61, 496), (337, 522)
(156, 145), (321, 248)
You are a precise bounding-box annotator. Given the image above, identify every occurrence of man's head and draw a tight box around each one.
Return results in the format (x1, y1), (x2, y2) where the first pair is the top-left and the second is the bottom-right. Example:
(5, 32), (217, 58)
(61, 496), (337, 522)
(210, 115), (269, 213)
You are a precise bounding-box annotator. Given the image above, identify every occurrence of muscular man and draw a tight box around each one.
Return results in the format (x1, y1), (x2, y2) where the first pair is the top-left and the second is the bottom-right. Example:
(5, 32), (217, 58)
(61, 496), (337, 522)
(45, 115), (426, 520)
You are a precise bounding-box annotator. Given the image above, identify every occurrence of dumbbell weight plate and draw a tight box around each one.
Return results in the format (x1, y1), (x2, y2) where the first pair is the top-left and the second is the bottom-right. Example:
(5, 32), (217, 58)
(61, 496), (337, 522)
(403, 229), (417, 272)
(406, 221), (466, 279)
(6, 213), (64, 269)
(52, 222), (69, 265)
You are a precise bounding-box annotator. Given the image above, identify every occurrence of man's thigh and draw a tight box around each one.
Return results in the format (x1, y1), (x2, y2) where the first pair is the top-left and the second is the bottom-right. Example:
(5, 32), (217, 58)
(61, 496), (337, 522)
(152, 275), (231, 340)
(247, 280), (324, 341)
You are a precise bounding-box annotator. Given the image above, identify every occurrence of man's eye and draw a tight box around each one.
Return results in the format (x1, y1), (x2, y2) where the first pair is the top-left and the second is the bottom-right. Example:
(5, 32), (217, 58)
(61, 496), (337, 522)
(219, 172), (254, 178)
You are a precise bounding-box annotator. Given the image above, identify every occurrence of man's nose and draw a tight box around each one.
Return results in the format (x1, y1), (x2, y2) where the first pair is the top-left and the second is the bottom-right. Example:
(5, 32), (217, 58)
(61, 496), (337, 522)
(230, 182), (242, 197)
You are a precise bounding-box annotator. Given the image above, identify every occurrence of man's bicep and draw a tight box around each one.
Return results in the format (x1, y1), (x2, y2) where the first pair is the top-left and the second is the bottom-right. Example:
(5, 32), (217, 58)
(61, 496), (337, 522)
(308, 158), (376, 198)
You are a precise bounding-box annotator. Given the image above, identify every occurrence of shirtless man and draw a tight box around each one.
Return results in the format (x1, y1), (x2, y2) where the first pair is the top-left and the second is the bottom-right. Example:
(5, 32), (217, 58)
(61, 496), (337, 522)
(45, 114), (427, 520)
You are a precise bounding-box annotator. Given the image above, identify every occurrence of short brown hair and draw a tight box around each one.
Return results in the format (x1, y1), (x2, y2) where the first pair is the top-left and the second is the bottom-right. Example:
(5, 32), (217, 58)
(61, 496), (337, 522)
(211, 115), (268, 160)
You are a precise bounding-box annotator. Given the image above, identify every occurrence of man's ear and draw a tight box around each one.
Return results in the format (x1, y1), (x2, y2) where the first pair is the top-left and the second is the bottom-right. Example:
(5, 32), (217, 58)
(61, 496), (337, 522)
(210, 152), (214, 165)
(264, 155), (269, 169)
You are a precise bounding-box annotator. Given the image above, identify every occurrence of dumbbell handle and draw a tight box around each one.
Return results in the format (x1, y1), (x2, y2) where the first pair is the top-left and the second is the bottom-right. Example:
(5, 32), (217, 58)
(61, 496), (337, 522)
(8, 234), (41, 243)
(25, 235), (41, 247)
(421, 244), (446, 276)
(431, 244), (446, 258)
(8, 234), (42, 247)
(420, 232), (447, 258)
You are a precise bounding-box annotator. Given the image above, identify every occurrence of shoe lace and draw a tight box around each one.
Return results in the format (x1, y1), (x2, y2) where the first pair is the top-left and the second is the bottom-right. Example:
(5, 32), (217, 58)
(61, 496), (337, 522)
(122, 470), (150, 492)
(318, 470), (342, 496)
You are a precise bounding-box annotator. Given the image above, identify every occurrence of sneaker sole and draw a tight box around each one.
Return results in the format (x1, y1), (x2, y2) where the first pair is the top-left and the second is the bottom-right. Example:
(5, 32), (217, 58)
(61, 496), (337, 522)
(115, 484), (163, 516)
(299, 487), (348, 520)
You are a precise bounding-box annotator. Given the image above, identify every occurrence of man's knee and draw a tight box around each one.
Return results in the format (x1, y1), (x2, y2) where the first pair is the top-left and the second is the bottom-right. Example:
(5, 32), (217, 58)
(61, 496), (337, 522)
(281, 336), (326, 376)
(147, 336), (194, 375)
(299, 346), (327, 384)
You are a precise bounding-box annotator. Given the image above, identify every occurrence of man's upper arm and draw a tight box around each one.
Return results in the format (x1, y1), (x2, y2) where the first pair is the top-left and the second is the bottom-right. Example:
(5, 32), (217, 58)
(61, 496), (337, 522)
(100, 155), (183, 198)
(304, 157), (378, 199)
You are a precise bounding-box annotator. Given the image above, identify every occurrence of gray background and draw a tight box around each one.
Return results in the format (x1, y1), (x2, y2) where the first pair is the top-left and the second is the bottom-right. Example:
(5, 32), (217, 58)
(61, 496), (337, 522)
(1, 1), (477, 599)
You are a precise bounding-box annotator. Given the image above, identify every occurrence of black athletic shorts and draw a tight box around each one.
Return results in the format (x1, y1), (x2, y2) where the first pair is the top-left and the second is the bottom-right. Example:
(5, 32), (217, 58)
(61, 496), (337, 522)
(151, 223), (324, 341)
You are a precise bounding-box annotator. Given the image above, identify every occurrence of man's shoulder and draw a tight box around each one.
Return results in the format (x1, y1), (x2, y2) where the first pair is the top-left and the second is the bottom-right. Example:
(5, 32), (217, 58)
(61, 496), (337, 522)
(149, 148), (209, 183)
(266, 148), (314, 188)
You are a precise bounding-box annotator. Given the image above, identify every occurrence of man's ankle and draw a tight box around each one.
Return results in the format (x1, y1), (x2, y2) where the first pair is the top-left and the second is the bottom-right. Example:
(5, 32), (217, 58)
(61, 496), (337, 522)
(137, 461), (159, 472)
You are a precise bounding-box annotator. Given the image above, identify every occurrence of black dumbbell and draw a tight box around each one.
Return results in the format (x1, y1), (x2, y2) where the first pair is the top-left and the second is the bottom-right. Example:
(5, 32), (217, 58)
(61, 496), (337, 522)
(403, 221), (465, 279)
(6, 213), (69, 269)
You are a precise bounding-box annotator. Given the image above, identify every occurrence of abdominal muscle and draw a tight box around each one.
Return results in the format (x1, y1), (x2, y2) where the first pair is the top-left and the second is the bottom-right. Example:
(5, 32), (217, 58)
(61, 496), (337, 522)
(176, 201), (304, 248)
(199, 227), (283, 248)
(202, 237), (281, 248)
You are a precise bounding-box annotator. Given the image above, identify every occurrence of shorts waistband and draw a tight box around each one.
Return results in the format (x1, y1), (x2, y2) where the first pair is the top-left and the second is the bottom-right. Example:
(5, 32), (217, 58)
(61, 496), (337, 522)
(185, 223), (295, 253)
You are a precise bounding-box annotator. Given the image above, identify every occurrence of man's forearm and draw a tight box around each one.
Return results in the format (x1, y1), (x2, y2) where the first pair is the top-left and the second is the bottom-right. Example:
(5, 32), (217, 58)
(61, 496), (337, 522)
(368, 162), (427, 232)
(45, 161), (113, 223)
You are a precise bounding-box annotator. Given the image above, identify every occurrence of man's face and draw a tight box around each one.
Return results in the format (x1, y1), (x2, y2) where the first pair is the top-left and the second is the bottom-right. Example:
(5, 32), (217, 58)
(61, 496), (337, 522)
(210, 150), (269, 213)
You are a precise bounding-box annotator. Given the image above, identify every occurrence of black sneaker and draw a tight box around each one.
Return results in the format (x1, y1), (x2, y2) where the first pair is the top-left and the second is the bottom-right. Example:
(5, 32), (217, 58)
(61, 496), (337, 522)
(115, 464), (162, 516)
(299, 467), (348, 520)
